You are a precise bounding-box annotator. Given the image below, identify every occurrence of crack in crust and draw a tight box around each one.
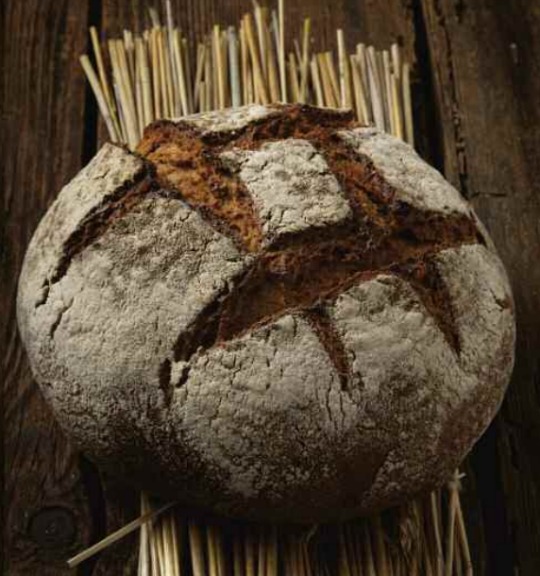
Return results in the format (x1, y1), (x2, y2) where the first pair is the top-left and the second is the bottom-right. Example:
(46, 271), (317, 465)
(165, 222), (470, 393)
(393, 259), (462, 353)
(303, 307), (353, 391)
(173, 287), (232, 363)
(39, 168), (159, 305)
(219, 212), (478, 347)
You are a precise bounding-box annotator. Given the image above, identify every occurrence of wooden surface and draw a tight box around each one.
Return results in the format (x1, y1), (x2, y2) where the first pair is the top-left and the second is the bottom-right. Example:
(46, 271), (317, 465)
(2, 1), (539, 574)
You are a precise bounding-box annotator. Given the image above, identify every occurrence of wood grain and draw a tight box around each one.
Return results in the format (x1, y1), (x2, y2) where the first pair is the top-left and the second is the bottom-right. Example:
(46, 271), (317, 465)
(2, 0), (540, 574)
(2, 2), (93, 575)
(420, 0), (540, 573)
(99, 0), (416, 55)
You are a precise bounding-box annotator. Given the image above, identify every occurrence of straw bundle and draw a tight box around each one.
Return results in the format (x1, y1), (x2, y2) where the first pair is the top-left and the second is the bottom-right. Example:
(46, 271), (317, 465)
(68, 473), (472, 576)
(80, 1), (414, 149)
(74, 2), (474, 574)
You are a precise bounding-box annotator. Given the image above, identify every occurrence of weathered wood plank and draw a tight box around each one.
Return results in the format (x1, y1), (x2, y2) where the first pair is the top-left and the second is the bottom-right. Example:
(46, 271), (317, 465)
(420, 0), (540, 573)
(1, 1), (94, 575)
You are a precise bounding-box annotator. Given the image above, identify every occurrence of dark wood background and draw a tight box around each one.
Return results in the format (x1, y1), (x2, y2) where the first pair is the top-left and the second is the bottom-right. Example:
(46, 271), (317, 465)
(2, 1), (539, 574)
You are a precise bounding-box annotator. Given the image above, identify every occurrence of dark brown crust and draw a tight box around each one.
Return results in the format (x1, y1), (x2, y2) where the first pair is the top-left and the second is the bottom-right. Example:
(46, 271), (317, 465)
(136, 121), (264, 252)
(173, 287), (232, 362)
(166, 220), (470, 380)
(393, 259), (462, 353)
(303, 307), (353, 391)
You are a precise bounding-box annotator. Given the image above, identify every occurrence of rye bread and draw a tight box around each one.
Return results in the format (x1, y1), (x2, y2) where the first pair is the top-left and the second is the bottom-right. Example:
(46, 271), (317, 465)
(17, 104), (515, 523)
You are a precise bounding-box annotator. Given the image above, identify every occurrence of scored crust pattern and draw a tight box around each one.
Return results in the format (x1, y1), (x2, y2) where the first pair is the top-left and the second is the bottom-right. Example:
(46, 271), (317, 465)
(137, 105), (483, 381)
(17, 104), (515, 523)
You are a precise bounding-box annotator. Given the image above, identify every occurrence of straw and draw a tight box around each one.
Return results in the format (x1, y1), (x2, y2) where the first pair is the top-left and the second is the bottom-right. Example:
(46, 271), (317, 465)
(310, 56), (324, 107)
(267, 527), (278, 576)
(382, 50), (395, 135)
(173, 29), (189, 116)
(213, 25), (226, 109)
(82, 2), (421, 147)
(89, 26), (122, 140)
(244, 13), (269, 104)
(338, 526), (352, 576)
(67, 501), (175, 568)
(373, 516), (390, 576)
(278, 0), (287, 101)
(184, 38), (195, 112)
(444, 486), (458, 576)
(207, 525), (219, 576)
(165, 0), (180, 116)
(324, 51), (341, 106)
(150, 27), (162, 119)
(266, 22), (281, 102)
(136, 36), (153, 127)
(80, 55), (118, 141)
(363, 524), (377, 576)
(318, 52), (338, 108)
(156, 28), (172, 117)
(337, 29), (352, 109)
(189, 522), (206, 576)
(134, 45), (144, 136)
(366, 46), (385, 130)
(350, 54), (369, 124)
(299, 18), (311, 102)
(123, 29), (136, 91)
(288, 52), (301, 102)
(229, 27), (242, 108)
(109, 39), (139, 148)
(391, 73), (404, 140)
(402, 62), (414, 146)
(430, 491), (444, 576)
(257, 529), (266, 576)
(234, 532), (244, 576)
(245, 531), (256, 576)
(193, 42), (206, 109)
(356, 44), (372, 117)
(391, 43), (401, 82)
(254, 2), (268, 81)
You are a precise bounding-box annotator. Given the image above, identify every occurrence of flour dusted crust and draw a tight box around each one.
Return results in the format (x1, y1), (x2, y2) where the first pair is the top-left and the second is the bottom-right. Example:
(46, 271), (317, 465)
(221, 139), (352, 242)
(176, 104), (276, 134)
(18, 190), (249, 454)
(328, 243), (514, 508)
(171, 315), (361, 515)
(17, 144), (146, 323)
(338, 128), (472, 217)
(18, 104), (515, 523)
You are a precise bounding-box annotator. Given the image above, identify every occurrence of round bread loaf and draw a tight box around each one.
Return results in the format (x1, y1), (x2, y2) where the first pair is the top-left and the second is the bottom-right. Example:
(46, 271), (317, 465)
(17, 104), (515, 523)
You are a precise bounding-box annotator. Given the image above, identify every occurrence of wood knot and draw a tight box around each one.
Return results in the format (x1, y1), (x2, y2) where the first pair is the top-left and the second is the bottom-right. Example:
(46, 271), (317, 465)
(28, 506), (77, 550)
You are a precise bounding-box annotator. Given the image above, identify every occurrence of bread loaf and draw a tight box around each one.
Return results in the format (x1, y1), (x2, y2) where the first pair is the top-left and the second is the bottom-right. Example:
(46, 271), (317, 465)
(17, 104), (515, 523)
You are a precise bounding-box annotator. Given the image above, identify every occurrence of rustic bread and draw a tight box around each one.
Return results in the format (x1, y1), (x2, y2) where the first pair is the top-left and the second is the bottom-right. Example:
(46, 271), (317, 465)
(17, 104), (515, 523)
